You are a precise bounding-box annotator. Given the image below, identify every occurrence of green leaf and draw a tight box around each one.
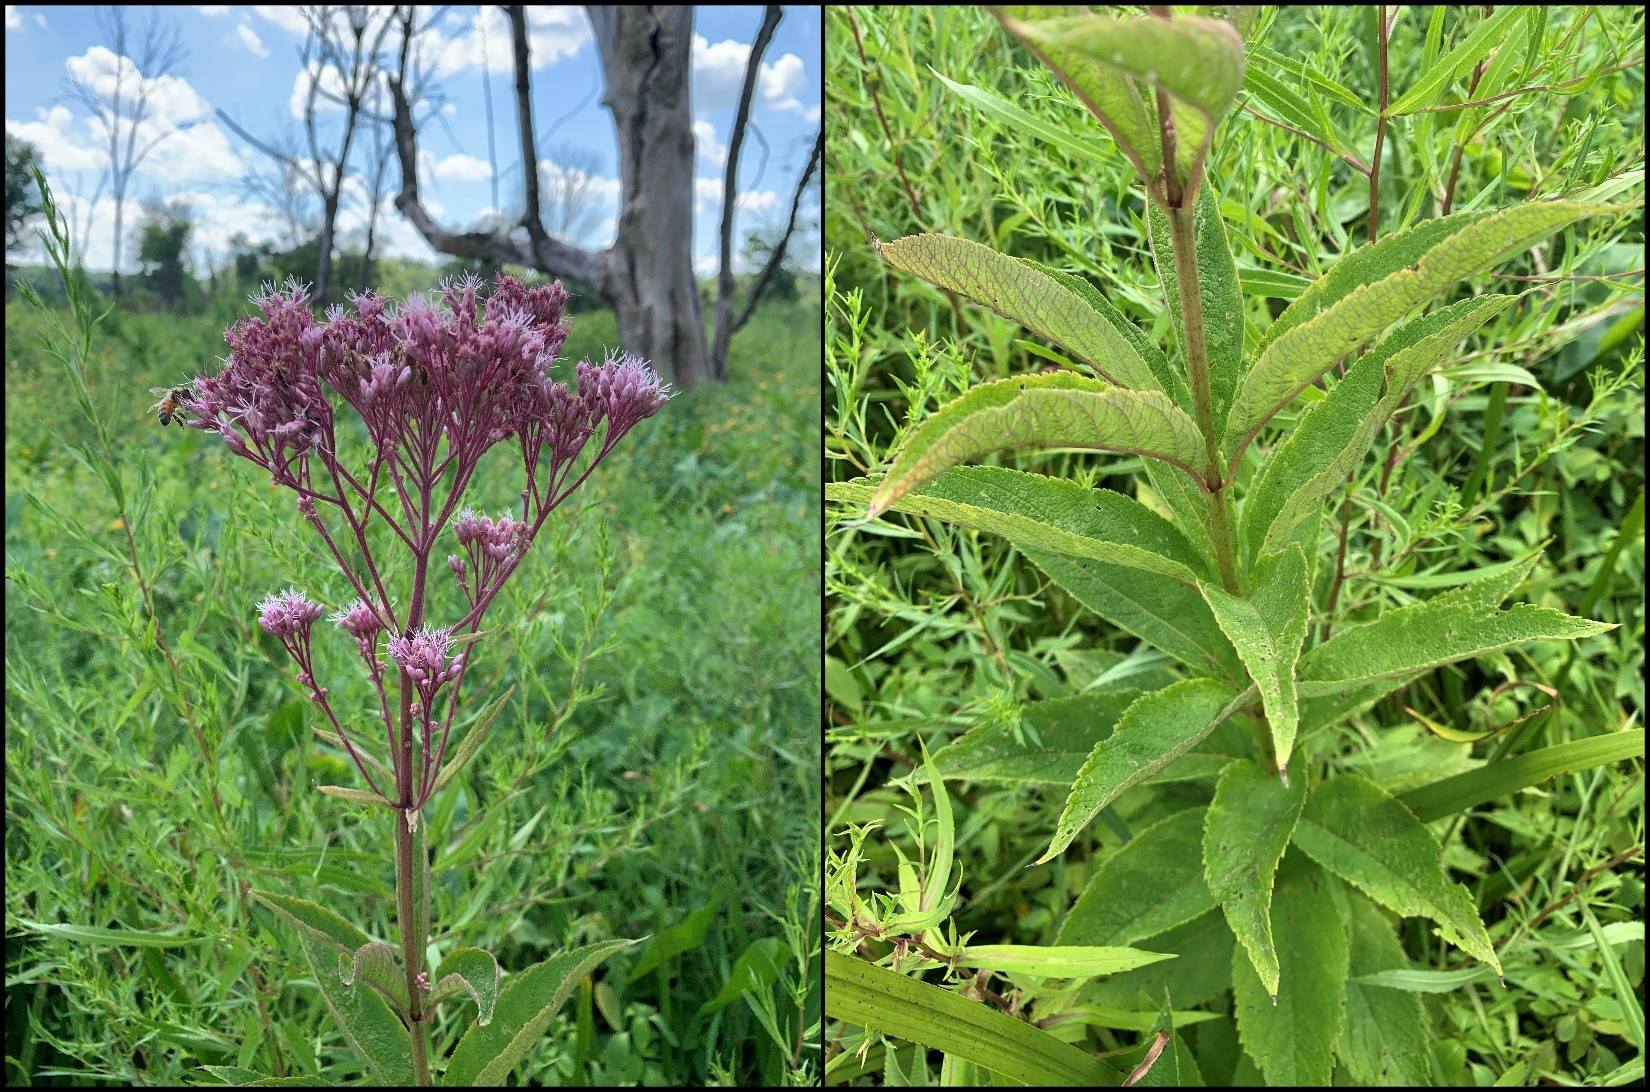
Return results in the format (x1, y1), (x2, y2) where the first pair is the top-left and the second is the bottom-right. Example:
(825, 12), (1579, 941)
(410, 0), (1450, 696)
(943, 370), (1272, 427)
(630, 904), (715, 979)
(339, 941), (407, 1011)
(1290, 775), (1500, 975)
(1203, 756), (1307, 997)
(955, 944), (1174, 978)
(930, 68), (1110, 166)
(1384, 6), (1527, 116)
(698, 937), (791, 1016)
(824, 950), (1114, 1086)
(932, 690), (1144, 786)
(1298, 601), (1613, 693)
(1397, 731), (1646, 823)
(442, 938), (640, 1087)
(1227, 202), (1611, 459)
(1057, 808), (1216, 947)
(889, 739), (958, 932)
(1240, 296), (1515, 560)
(249, 890), (369, 954)
(428, 685), (514, 798)
(1082, 911), (1236, 1011)
(1200, 545), (1309, 770)
(316, 785), (392, 808)
(1231, 859), (1348, 1086)
(874, 234), (1160, 390)
(989, 6), (1162, 180)
(13, 920), (210, 948)
(1337, 890), (1434, 1085)
(1236, 265), (1311, 301)
(996, 10), (1246, 191)
(1040, 679), (1240, 863)
(429, 947), (501, 1027)
(1020, 547), (1246, 681)
(297, 930), (414, 1086)
(870, 372), (1210, 518)
(1150, 182), (1245, 427)
(1351, 965), (1496, 992)
(833, 467), (1210, 585)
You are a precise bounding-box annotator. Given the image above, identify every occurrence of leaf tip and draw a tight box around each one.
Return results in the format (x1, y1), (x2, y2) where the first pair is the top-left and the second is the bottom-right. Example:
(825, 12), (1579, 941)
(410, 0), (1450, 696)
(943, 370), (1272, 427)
(1269, 993), (1278, 1007)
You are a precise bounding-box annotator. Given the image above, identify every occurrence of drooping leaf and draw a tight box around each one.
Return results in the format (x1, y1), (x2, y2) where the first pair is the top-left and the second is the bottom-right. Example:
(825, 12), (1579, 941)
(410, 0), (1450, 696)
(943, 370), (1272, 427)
(1203, 756), (1307, 998)
(1040, 679), (1240, 863)
(955, 944), (1174, 978)
(874, 233), (1160, 390)
(932, 689), (1144, 786)
(995, 10), (1247, 192)
(1298, 601), (1613, 693)
(1230, 859), (1348, 1086)
(1290, 775), (1500, 975)
(1020, 547), (1246, 682)
(1057, 808), (1216, 947)
(428, 947), (502, 1027)
(1227, 202), (1611, 459)
(825, 950), (1115, 1086)
(1335, 889), (1433, 1085)
(832, 466), (1211, 584)
(442, 938), (640, 1087)
(339, 941), (407, 1011)
(870, 372), (1210, 517)
(1149, 182), (1245, 427)
(1199, 545), (1309, 771)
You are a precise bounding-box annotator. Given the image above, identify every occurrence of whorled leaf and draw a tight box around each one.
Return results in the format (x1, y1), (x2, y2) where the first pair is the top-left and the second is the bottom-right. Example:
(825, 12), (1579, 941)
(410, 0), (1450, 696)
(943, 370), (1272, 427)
(1203, 755), (1307, 998)
(1226, 201), (1612, 461)
(874, 233), (1160, 390)
(1290, 775), (1500, 975)
(834, 466), (1210, 585)
(1039, 679), (1240, 863)
(869, 371), (1210, 518)
(1199, 545), (1309, 772)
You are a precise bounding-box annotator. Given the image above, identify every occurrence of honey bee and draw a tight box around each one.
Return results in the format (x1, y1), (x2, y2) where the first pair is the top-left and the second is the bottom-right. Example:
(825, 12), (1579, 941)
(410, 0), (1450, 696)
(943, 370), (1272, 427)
(148, 386), (189, 427)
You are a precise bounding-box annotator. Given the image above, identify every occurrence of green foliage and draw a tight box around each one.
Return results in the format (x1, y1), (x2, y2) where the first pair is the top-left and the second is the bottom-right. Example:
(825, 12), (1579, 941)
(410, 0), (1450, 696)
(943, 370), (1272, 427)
(827, 4), (1642, 1086)
(4, 179), (821, 1084)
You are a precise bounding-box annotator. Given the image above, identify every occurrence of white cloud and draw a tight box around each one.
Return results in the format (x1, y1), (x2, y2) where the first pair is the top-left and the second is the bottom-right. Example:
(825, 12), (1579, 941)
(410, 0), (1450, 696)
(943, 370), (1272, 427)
(693, 177), (778, 217)
(253, 5), (311, 35)
(5, 6), (22, 30)
(194, 5), (229, 16)
(235, 22), (269, 58)
(692, 119), (726, 167)
(420, 5), (589, 79)
(691, 35), (817, 117)
(432, 153), (493, 182)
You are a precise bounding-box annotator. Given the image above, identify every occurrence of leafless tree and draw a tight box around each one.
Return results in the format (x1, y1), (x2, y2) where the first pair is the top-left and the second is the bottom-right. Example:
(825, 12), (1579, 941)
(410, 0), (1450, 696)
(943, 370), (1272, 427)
(539, 144), (607, 247)
(233, 124), (321, 249)
(218, 6), (395, 303)
(64, 8), (195, 298)
(708, 6), (820, 381)
(390, 5), (811, 391)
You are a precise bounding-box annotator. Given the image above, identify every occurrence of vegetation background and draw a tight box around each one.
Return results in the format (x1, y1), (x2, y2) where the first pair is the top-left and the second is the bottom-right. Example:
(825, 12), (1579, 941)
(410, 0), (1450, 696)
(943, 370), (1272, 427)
(825, 5), (1642, 1086)
(4, 221), (823, 1082)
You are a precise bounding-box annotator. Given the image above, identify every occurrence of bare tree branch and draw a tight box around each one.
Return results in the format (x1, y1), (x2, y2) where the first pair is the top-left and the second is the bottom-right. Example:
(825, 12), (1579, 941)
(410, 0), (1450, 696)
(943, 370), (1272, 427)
(732, 126), (820, 336)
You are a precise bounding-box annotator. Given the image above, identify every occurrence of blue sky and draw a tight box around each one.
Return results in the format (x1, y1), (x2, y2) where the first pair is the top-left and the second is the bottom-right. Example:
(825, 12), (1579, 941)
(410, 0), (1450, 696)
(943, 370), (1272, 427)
(4, 5), (821, 277)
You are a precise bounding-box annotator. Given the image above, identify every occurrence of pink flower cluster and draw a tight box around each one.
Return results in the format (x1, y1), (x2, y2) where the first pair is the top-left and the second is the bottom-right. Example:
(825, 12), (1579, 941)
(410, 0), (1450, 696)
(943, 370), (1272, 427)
(201, 273), (670, 816)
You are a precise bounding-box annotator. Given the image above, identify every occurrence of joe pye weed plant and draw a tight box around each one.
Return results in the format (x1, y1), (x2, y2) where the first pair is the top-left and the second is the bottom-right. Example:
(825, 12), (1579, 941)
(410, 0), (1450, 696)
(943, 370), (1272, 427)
(825, 6), (1643, 1086)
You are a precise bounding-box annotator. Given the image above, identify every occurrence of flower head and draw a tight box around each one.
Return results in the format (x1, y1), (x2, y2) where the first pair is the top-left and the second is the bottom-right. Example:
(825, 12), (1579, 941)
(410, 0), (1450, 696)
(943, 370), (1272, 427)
(387, 626), (464, 691)
(257, 588), (325, 639)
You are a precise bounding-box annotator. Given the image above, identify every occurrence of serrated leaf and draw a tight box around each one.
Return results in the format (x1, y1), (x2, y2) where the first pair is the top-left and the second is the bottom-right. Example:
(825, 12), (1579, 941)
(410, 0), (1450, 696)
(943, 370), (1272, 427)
(442, 938), (640, 1087)
(870, 372), (1210, 518)
(1040, 679), (1239, 863)
(955, 944), (1174, 978)
(1204, 756), (1307, 997)
(996, 10), (1246, 192)
(1290, 775), (1500, 974)
(1149, 183), (1245, 427)
(875, 234), (1160, 390)
(932, 690), (1143, 786)
(1200, 545), (1309, 771)
(249, 890), (369, 954)
(1337, 891), (1433, 1085)
(1298, 601), (1613, 692)
(339, 941), (407, 1011)
(1227, 202), (1611, 459)
(1057, 808), (1216, 947)
(297, 930), (413, 1086)
(835, 466), (1209, 583)
(1020, 547), (1245, 681)
(429, 947), (501, 1026)
(1231, 860), (1347, 1086)
(989, 6), (1162, 180)
(826, 950), (1114, 1085)
(1240, 296), (1514, 560)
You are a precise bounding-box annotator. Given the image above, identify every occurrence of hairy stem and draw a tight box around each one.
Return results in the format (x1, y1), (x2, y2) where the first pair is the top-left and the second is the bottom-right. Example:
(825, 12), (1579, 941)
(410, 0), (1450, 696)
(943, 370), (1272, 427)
(1166, 202), (1242, 594)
